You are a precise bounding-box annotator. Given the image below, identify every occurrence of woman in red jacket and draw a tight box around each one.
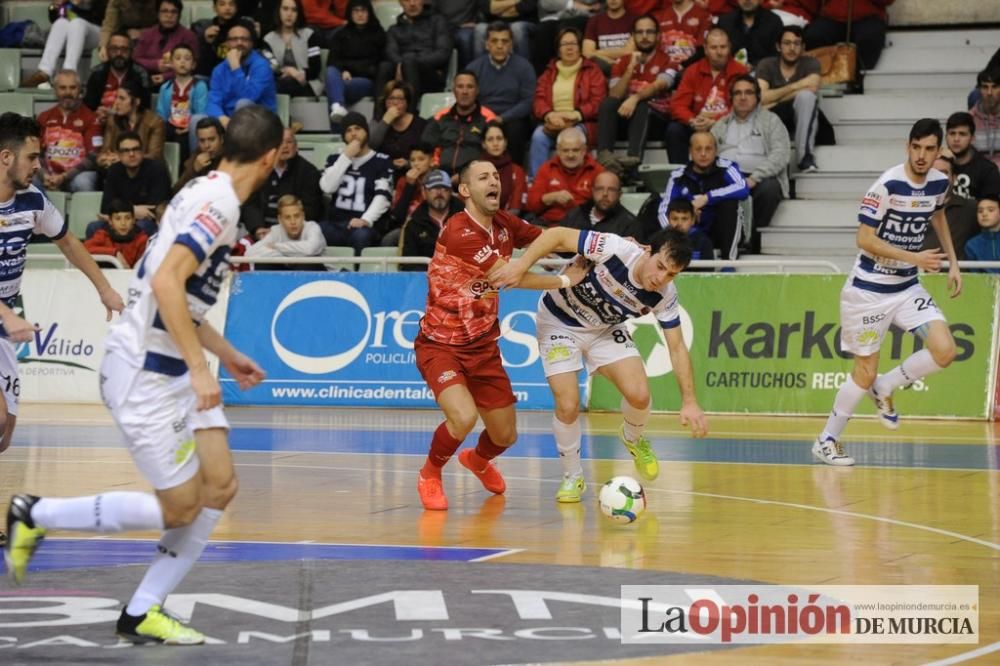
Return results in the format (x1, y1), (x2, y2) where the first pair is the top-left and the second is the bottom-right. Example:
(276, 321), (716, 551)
(529, 27), (607, 178)
(481, 121), (527, 216)
(804, 0), (894, 70)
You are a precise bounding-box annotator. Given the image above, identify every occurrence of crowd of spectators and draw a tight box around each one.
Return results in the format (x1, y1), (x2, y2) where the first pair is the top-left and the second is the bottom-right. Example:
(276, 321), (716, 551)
(20, 0), (1000, 268)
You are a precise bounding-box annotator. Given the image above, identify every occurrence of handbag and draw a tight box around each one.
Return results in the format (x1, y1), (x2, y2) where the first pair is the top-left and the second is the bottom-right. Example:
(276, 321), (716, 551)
(804, 0), (859, 85)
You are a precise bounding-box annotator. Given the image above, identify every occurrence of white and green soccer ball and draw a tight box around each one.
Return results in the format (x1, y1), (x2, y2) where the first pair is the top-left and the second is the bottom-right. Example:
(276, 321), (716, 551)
(598, 476), (646, 523)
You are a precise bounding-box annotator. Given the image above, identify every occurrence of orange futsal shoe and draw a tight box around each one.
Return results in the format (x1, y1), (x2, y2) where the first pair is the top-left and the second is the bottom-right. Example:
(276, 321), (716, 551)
(418, 474), (449, 511)
(458, 450), (506, 495)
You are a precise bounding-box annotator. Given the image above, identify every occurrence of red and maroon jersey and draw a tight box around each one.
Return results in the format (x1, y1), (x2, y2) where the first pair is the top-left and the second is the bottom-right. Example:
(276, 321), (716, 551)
(38, 105), (102, 174)
(610, 49), (675, 115)
(100, 70), (126, 110)
(653, 3), (713, 67)
(420, 209), (541, 346)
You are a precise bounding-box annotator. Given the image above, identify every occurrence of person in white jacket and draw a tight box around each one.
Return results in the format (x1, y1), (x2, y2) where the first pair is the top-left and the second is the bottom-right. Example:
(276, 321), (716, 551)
(246, 194), (326, 270)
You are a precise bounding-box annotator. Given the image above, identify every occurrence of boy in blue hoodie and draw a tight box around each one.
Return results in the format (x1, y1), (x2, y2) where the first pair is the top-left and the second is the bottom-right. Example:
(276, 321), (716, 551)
(965, 193), (1000, 273)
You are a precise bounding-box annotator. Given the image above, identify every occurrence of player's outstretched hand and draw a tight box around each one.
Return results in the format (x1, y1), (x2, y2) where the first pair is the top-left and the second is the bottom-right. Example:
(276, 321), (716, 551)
(489, 261), (526, 289)
(191, 365), (221, 411)
(948, 263), (962, 298)
(913, 248), (946, 273)
(679, 402), (709, 439)
(1, 312), (38, 343)
(224, 351), (267, 391)
(563, 256), (592, 286)
(100, 287), (126, 321)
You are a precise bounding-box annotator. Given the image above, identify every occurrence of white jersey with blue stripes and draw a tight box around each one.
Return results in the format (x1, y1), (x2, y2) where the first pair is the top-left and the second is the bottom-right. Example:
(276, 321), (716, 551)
(0, 185), (68, 311)
(541, 231), (681, 331)
(105, 171), (240, 375)
(850, 163), (948, 293)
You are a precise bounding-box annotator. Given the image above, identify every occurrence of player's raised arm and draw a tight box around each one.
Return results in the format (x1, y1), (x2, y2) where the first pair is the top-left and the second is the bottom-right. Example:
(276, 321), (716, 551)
(491, 227), (583, 288)
(53, 233), (125, 320)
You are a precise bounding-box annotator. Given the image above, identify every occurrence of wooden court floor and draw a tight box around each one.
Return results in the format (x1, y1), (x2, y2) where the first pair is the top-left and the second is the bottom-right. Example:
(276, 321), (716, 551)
(1, 403), (998, 664)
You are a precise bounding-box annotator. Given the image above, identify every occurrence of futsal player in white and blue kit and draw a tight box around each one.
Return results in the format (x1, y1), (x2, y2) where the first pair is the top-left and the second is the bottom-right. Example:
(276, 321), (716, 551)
(492, 226), (709, 503)
(5, 106), (285, 645)
(814, 119), (962, 466)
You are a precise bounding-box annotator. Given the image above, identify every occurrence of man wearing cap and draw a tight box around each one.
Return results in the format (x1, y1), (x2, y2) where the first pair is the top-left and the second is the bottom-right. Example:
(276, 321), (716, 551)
(319, 112), (395, 254)
(399, 169), (464, 269)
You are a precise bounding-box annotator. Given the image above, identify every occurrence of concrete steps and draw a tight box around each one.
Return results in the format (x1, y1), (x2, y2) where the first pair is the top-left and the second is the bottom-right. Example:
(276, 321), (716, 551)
(792, 171), (878, 200)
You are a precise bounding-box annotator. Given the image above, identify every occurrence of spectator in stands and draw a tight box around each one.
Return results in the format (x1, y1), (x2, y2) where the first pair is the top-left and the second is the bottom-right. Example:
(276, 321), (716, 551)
(23, 0), (107, 88)
(919, 156), (972, 261)
(529, 27), (607, 177)
(560, 170), (642, 238)
(971, 69), (1000, 167)
(99, 131), (171, 236)
(665, 197), (715, 267)
(466, 21), (536, 165)
(756, 24), (820, 172)
(717, 0), (783, 67)
(387, 143), (434, 242)
(658, 130), (749, 259)
(325, 0), (385, 123)
(400, 169), (464, 270)
(534, 1), (602, 74)
(582, 0), (634, 77)
(320, 112), (394, 252)
(246, 194), (326, 269)
(965, 194), (1000, 273)
(480, 121), (527, 215)
(155, 44), (207, 162)
(242, 126), (324, 238)
(597, 14), (673, 177)
(100, 79), (166, 164)
(803, 0), (894, 70)
(654, 0), (713, 72)
(375, 0), (453, 103)
(474, 0), (537, 63)
(175, 117), (224, 191)
(666, 27), (747, 164)
(421, 72), (498, 179)
(711, 75), (790, 252)
(301, 0), (347, 47)
(37, 70), (102, 193)
(193, 0), (242, 78)
(133, 0), (199, 86)
(195, 21), (277, 153)
(84, 197), (149, 268)
(262, 0), (324, 98)
(99, 0), (158, 60)
(369, 81), (429, 179)
(764, 0), (816, 27)
(436, 0), (480, 68)
(526, 126), (604, 227)
(84, 31), (152, 121)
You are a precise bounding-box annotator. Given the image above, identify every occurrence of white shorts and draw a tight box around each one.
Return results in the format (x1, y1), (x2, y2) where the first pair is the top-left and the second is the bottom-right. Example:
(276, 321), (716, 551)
(0, 338), (19, 416)
(840, 280), (946, 356)
(100, 352), (229, 491)
(536, 307), (639, 377)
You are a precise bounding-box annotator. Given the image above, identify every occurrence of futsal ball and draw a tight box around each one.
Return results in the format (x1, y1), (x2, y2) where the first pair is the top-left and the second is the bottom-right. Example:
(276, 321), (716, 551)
(598, 476), (646, 523)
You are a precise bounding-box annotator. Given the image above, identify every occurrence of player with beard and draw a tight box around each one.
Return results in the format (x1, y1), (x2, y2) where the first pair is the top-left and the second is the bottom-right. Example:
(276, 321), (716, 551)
(596, 14), (677, 175)
(414, 160), (589, 511)
(813, 118), (962, 466)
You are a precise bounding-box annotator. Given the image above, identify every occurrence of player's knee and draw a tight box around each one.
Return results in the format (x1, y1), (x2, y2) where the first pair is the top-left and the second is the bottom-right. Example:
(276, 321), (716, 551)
(162, 498), (202, 528)
(203, 473), (239, 510)
(449, 411), (479, 438)
(554, 397), (580, 423)
(851, 364), (877, 389)
(931, 338), (956, 368)
(623, 387), (651, 411)
(491, 424), (518, 447)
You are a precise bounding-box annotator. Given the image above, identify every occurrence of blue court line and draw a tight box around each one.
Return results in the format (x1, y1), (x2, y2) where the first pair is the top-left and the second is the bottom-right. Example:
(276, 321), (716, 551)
(1, 539), (510, 576)
(10, 425), (999, 471)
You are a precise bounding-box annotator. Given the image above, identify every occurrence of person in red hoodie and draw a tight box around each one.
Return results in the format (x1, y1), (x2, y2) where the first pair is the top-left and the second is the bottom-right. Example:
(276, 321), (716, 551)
(526, 127), (605, 227)
(301, 0), (348, 47)
(83, 198), (150, 268)
(666, 26), (748, 163)
(804, 0), (894, 69)
(529, 27), (607, 178)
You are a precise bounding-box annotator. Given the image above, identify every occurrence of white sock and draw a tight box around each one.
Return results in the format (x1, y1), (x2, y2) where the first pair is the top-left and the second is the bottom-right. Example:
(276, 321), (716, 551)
(553, 415), (582, 478)
(31, 492), (164, 532)
(126, 507), (223, 617)
(821, 375), (868, 441)
(621, 397), (650, 443)
(875, 349), (944, 395)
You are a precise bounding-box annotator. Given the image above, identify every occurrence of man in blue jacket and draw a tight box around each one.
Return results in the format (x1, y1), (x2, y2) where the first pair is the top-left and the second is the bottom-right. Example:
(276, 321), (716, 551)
(190, 20), (277, 152)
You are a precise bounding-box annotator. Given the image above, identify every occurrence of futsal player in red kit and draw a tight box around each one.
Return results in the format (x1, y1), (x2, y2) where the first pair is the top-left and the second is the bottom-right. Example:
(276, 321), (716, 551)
(415, 160), (588, 510)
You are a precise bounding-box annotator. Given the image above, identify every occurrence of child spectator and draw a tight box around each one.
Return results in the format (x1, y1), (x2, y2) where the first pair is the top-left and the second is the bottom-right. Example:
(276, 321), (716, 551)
(156, 44), (208, 162)
(666, 197), (714, 270)
(390, 143), (434, 234)
(966, 194), (1000, 274)
(193, 0), (242, 78)
(84, 198), (150, 268)
(246, 194), (327, 270)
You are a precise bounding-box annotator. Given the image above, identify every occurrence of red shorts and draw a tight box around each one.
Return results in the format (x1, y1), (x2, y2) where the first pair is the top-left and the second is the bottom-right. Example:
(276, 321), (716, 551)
(414, 332), (517, 411)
